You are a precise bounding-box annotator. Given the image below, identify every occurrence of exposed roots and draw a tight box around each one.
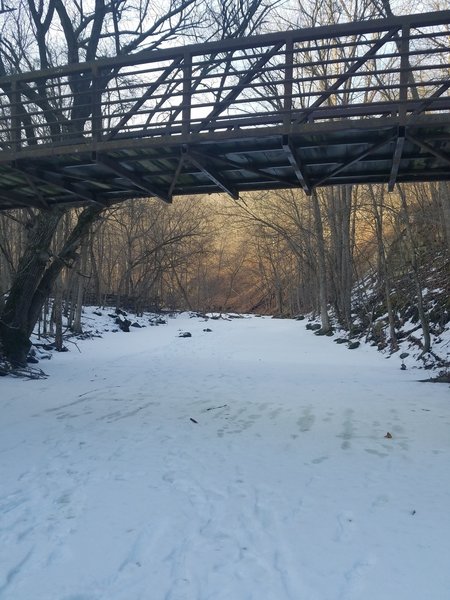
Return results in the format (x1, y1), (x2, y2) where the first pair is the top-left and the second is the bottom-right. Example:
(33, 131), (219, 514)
(0, 359), (48, 379)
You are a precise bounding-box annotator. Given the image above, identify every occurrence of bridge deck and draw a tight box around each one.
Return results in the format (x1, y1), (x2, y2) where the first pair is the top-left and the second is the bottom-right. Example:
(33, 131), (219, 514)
(0, 10), (449, 209)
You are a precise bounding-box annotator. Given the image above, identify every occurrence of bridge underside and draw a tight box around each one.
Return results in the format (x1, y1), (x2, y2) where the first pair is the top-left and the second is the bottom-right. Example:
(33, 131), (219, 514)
(0, 116), (449, 209)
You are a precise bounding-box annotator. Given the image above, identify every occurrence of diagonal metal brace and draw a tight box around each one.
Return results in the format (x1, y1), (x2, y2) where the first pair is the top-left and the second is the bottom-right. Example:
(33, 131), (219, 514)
(388, 126), (405, 191)
(13, 163), (105, 206)
(313, 134), (396, 188)
(105, 57), (184, 141)
(406, 133), (450, 167)
(296, 27), (400, 124)
(167, 152), (185, 201)
(183, 148), (239, 199)
(188, 148), (295, 188)
(193, 42), (284, 133)
(282, 135), (311, 195)
(410, 80), (450, 117)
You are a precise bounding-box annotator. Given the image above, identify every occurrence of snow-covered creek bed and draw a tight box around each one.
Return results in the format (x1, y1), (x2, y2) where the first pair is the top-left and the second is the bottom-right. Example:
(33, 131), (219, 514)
(1, 312), (450, 599)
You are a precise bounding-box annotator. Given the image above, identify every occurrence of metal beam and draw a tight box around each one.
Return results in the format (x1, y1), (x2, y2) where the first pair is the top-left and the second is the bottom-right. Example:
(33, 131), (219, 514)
(96, 155), (171, 203)
(411, 80), (450, 117)
(282, 135), (311, 195)
(406, 134), (450, 168)
(2, 11), (448, 87)
(0, 189), (44, 209)
(188, 148), (295, 187)
(183, 149), (239, 199)
(168, 153), (185, 200)
(388, 127), (405, 191)
(15, 164), (105, 206)
(1, 163), (50, 209)
(312, 134), (396, 188)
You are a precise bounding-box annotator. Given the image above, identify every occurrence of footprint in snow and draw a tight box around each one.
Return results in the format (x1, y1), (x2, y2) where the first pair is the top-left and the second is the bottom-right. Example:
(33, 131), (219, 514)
(334, 510), (355, 543)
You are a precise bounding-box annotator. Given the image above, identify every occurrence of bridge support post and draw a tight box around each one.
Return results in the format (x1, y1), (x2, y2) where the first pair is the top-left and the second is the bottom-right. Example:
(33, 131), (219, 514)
(399, 24), (410, 124)
(11, 80), (21, 152)
(91, 65), (103, 145)
(182, 52), (192, 138)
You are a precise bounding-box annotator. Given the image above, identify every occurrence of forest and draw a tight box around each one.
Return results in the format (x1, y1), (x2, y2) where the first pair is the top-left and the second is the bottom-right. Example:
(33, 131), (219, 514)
(1, 182), (449, 366)
(2, 2), (450, 596)
(0, 0), (449, 371)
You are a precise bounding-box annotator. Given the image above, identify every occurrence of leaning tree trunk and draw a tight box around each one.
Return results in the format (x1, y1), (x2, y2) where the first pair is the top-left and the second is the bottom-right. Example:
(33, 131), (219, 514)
(0, 208), (63, 365)
(0, 204), (104, 365)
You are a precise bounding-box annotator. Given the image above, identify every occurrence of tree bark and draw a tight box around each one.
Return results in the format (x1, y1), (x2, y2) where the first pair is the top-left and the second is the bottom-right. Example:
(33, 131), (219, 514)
(0, 208), (63, 364)
(71, 236), (89, 334)
(53, 278), (64, 352)
(311, 190), (331, 333)
(369, 187), (398, 352)
(326, 185), (353, 329)
(0, 205), (103, 365)
(432, 181), (450, 255)
(397, 185), (431, 354)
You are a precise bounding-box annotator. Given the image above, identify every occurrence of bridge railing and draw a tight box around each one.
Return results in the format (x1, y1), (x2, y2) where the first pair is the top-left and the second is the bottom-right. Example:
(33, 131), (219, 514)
(0, 10), (449, 158)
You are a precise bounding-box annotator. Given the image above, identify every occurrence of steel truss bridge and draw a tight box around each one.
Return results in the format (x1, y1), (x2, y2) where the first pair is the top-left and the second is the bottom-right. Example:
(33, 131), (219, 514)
(0, 10), (449, 209)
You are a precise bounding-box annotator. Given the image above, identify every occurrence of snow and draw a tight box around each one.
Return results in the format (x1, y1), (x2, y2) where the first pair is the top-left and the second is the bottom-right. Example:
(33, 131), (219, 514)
(1, 311), (450, 600)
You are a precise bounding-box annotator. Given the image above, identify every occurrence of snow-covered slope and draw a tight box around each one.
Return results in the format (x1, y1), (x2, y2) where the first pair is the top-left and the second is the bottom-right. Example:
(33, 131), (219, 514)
(1, 312), (449, 599)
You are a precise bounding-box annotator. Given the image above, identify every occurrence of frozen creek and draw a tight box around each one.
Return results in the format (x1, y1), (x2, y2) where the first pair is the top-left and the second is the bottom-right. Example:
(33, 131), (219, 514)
(1, 312), (450, 600)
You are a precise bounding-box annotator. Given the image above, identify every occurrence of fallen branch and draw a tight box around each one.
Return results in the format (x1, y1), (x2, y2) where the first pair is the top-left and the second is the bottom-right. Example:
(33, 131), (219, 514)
(205, 404), (228, 411)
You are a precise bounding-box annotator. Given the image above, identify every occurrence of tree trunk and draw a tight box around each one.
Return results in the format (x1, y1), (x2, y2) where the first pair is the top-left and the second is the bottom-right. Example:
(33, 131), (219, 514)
(369, 187), (398, 352)
(53, 278), (64, 352)
(71, 238), (89, 334)
(0, 209), (63, 364)
(432, 181), (450, 255)
(326, 185), (353, 329)
(311, 191), (331, 332)
(397, 185), (431, 354)
(0, 205), (103, 365)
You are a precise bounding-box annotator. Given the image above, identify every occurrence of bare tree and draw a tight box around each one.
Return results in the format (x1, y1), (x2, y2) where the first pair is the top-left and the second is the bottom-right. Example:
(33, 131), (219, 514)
(325, 186), (354, 330)
(368, 185), (398, 352)
(0, 0), (272, 365)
